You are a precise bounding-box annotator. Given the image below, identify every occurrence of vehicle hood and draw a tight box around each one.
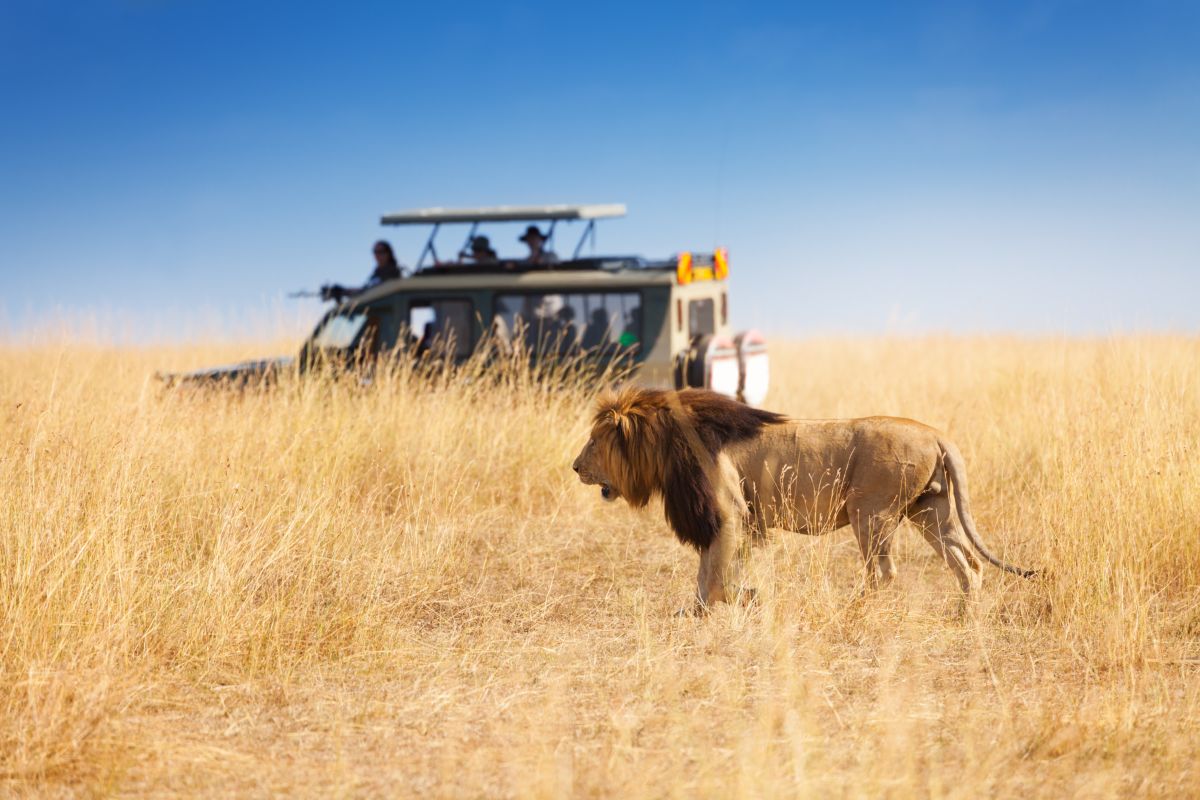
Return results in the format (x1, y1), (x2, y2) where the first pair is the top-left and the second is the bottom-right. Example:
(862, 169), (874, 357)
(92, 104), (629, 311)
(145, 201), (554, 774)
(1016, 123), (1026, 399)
(158, 355), (295, 387)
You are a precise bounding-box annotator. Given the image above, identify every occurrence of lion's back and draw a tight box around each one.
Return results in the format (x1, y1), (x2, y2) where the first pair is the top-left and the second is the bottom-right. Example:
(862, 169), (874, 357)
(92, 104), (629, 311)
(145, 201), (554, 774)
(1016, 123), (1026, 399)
(730, 415), (945, 494)
(850, 415), (944, 444)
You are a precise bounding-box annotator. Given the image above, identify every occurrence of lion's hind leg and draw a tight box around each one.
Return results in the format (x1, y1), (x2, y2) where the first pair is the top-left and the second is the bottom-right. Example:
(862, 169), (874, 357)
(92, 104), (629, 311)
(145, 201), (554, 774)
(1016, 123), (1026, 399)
(847, 499), (903, 592)
(906, 490), (982, 598)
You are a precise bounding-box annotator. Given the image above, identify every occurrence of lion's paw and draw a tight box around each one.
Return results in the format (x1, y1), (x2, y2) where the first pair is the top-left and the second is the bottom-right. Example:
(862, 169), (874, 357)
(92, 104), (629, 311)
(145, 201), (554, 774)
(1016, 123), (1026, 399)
(676, 601), (709, 618)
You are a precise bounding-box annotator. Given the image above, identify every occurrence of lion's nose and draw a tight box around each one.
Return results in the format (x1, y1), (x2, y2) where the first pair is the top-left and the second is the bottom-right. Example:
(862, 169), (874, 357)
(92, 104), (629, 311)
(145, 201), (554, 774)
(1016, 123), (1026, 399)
(571, 462), (580, 473)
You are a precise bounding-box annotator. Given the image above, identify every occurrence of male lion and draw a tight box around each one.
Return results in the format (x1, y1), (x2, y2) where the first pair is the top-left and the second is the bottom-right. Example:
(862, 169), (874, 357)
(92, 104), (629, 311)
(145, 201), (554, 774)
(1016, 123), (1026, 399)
(571, 388), (1035, 611)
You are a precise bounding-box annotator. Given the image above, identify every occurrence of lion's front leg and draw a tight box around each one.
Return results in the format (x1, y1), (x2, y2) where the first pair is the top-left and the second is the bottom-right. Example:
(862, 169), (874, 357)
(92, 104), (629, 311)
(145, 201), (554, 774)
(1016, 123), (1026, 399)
(689, 545), (715, 614)
(683, 541), (711, 615)
(692, 534), (737, 613)
(692, 460), (750, 614)
(696, 533), (733, 606)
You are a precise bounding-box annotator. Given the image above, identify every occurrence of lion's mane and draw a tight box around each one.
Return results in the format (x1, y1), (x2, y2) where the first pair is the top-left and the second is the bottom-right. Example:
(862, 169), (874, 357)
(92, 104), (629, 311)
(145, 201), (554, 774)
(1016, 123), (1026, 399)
(590, 388), (786, 549)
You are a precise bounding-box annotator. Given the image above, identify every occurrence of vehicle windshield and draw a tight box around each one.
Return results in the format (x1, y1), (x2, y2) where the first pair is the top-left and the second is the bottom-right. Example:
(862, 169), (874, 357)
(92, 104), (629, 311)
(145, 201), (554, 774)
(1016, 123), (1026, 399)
(312, 311), (367, 349)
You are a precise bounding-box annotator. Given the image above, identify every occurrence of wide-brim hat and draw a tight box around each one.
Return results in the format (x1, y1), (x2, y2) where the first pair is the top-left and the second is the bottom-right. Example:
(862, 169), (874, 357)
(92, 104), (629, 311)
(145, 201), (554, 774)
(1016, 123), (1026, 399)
(518, 225), (547, 243)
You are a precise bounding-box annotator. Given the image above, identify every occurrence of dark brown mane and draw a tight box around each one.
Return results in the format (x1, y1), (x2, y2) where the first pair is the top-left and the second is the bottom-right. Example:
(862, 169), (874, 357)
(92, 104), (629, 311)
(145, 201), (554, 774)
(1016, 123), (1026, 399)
(592, 388), (786, 550)
(671, 389), (787, 457)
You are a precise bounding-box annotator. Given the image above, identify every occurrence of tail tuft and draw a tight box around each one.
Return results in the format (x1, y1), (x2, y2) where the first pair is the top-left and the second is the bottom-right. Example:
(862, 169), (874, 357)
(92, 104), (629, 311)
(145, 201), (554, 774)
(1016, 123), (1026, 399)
(939, 437), (1038, 581)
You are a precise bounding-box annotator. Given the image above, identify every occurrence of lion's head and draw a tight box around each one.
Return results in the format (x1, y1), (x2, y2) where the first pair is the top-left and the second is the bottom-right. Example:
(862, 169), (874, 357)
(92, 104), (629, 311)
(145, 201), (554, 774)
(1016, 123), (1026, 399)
(571, 388), (665, 506)
(572, 388), (785, 549)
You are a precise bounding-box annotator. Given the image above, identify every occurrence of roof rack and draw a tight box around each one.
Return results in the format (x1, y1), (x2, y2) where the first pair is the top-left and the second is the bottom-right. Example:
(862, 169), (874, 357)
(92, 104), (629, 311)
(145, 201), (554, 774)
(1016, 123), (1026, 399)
(380, 204), (626, 225)
(412, 256), (652, 277)
(384, 203), (627, 269)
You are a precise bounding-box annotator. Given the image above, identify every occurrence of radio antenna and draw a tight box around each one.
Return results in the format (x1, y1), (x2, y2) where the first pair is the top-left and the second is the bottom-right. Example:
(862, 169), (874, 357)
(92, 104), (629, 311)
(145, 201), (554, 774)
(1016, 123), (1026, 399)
(713, 125), (730, 249)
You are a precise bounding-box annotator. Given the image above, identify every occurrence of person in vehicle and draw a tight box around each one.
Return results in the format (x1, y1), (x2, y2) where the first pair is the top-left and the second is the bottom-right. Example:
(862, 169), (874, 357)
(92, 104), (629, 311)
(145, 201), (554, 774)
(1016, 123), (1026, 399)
(519, 226), (559, 265)
(416, 321), (436, 358)
(321, 240), (404, 302)
(619, 306), (642, 350)
(460, 236), (498, 263)
(555, 304), (579, 354)
(581, 308), (611, 350)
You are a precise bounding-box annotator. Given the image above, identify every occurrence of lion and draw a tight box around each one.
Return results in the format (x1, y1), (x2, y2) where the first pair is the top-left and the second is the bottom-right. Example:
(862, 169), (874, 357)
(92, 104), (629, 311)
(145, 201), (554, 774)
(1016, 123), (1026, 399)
(571, 387), (1035, 611)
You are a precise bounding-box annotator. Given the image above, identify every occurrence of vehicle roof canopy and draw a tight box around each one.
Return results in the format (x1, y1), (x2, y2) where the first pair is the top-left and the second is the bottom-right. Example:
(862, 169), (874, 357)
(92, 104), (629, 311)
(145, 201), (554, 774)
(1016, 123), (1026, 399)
(380, 203), (626, 225)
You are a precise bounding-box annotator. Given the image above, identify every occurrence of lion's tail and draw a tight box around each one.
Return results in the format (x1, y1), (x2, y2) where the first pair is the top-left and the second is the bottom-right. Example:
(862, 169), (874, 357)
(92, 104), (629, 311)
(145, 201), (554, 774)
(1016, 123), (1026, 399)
(938, 438), (1037, 579)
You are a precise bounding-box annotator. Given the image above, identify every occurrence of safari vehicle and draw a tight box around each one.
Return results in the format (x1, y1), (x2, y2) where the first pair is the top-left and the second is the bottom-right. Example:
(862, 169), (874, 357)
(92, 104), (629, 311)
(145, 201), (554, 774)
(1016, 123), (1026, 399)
(164, 204), (769, 404)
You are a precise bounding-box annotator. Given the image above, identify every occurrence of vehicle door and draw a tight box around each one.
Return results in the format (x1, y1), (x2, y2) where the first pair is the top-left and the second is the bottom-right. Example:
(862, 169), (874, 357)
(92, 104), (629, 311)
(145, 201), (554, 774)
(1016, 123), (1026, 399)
(402, 294), (480, 362)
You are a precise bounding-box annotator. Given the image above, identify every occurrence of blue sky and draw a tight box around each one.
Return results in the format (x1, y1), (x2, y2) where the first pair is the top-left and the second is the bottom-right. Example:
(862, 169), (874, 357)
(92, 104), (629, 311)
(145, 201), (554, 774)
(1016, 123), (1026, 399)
(2, 0), (1197, 339)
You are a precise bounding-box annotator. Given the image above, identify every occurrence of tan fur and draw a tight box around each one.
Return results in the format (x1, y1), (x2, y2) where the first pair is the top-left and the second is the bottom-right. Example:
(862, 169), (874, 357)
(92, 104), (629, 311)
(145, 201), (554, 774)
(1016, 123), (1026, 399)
(572, 388), (1034, 612)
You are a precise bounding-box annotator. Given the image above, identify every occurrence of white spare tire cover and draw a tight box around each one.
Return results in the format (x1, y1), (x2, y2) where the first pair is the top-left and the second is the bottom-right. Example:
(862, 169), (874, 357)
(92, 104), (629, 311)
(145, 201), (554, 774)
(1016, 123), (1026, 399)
(734, 329), (770, 407)
(679, 334), (740, 399)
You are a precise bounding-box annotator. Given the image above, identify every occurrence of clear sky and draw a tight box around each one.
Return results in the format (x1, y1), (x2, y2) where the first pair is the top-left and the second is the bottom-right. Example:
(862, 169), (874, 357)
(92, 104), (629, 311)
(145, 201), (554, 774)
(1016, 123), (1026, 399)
(2, 0), (1197, 339)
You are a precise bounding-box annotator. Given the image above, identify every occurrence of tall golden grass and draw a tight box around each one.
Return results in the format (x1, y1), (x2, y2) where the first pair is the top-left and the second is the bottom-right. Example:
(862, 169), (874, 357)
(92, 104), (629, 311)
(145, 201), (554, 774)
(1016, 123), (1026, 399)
(2, 335), (1198, 796)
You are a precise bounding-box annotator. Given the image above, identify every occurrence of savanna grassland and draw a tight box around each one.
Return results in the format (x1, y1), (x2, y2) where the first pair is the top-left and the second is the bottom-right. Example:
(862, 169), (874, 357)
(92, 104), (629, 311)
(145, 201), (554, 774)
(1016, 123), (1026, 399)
(2, 336), (1199, 798)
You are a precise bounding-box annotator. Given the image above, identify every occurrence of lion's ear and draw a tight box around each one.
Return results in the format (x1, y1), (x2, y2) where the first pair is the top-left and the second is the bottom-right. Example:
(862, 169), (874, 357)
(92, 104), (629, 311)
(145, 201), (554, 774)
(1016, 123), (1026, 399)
(607, 408), (640, 447)
(615, 412), (637, 442)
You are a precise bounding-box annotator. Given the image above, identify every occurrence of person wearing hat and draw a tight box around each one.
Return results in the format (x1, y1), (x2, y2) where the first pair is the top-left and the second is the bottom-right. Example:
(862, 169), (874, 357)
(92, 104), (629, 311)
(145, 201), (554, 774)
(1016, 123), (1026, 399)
(519, 225), (559, 265)
(460, 235), (498, 264)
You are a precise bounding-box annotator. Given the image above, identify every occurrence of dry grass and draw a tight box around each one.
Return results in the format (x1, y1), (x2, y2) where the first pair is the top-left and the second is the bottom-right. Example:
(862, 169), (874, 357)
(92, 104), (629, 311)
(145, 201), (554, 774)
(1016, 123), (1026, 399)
(2, 335), (1199, 797)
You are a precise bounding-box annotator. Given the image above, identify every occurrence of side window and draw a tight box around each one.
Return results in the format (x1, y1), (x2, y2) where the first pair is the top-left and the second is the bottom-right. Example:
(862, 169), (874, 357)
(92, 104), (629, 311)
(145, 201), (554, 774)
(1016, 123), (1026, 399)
(688, 298), (715, 337)
(584, 292), (642, 351)
(409, 298), (474, 358)
(494, 291), (642, 356)
(493, 293), (578, 355)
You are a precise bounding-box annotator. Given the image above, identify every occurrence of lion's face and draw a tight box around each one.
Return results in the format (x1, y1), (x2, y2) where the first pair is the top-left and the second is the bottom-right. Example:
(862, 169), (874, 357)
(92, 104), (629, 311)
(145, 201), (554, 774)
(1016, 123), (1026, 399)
(572, 431), (620, 501)
(573, 391), (667, 510)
